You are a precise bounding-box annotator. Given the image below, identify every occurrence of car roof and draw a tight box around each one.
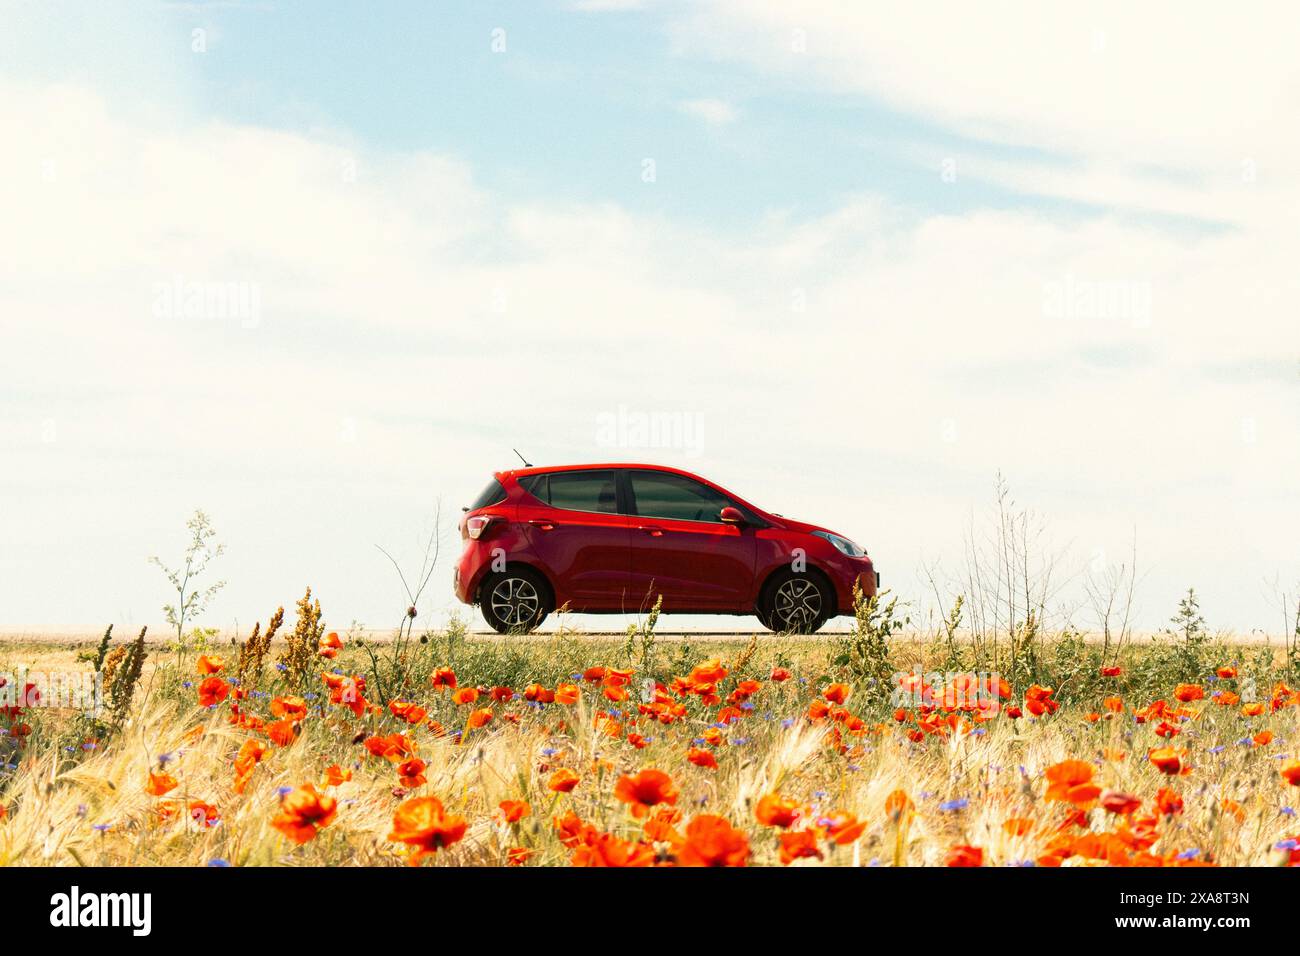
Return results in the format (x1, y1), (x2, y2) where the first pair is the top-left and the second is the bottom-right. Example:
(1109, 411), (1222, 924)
(496, 462), (701, 480)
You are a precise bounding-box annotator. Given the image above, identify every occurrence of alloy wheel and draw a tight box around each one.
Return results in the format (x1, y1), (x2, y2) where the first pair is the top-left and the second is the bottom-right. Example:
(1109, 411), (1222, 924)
(773, 577), (823, 629)
(489, 576), (541, 628)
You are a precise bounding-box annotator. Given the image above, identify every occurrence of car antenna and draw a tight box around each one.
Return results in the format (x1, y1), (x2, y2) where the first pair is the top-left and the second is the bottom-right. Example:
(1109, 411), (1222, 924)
(512, 447), (533, 468)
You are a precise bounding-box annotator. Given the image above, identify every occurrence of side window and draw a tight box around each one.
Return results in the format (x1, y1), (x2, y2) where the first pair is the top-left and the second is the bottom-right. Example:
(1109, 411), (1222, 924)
(629, 471), (732, 523)
(539, 470), (619, 514)
(517, 474), (548, 503)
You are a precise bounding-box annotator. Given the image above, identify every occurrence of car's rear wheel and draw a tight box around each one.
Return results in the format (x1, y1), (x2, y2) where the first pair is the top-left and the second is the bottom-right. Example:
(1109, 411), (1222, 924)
(480, 567), (550, 634)
(759, 570), (832, 634)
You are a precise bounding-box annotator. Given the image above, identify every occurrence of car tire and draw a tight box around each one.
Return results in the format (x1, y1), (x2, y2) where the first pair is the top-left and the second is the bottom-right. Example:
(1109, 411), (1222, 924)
(758, 569), (832, 634)
(479, 567), (551, 635)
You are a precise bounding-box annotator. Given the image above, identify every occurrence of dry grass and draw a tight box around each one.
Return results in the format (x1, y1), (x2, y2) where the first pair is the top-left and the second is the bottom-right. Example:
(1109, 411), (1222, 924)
(1, 631), (1298, 867)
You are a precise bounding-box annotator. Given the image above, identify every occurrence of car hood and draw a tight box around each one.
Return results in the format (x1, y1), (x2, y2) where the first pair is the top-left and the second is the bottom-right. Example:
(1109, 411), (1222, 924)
(767, 514), (841, 538)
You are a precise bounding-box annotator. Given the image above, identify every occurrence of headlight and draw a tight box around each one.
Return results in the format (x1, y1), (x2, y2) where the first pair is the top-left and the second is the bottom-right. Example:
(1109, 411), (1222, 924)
(812, 530), (866, 557)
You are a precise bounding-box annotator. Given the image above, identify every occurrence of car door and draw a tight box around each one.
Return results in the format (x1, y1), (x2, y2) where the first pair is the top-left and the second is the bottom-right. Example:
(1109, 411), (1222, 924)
(624, 469), (757, 611)
(515, 469), (632, 611)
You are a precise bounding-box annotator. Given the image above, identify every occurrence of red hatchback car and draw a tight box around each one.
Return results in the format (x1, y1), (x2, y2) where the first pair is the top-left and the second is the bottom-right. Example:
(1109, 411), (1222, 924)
(455, 463), (878, 634)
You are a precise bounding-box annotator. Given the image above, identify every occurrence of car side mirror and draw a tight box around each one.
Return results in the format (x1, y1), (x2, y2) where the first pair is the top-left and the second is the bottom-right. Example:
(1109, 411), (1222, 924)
(719, 506), (745, 525)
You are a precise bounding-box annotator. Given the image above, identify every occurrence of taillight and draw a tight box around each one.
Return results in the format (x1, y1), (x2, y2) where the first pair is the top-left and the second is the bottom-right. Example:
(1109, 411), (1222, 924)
(466, 515), (496, 540)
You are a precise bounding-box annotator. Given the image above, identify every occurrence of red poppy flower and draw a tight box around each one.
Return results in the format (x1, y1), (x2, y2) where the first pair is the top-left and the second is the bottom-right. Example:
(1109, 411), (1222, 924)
(686, 747), (718, 769)
(945, 844), (983, 867)
(554, 683), (581, 705)
(522, 683), (554, 703)
(497, 799), (530, 823)
(1154, 787), (1183, 816)
(397, 757), (427, 788)
(1100, 665), (1122, 677)
(271, 696), (308, 720)
(770, 667), (792, 682)
(614, 769), (680, 819)
(823, 683), (850, 705)
(233, 738), (267, 794)
(755, 793), (800, 828)
(318, 631), (343, 659)
(1281, 760), (1300, 786)
(1100, 790), (1141, 815)
(778, 829), (823, 865)
(1149, 747), (1183, 775)
(187, 800), (220, 827)
(553, 811), (595, 848)
(884, 790), (914, 822)
(1044, 760), (1097, 805)
(197, 677), (230, 707)
(388, 795), (467, 865)
(820, 811), (866, 845)
(675, 815), (750, 867)
(196, 655), (225, 675)
(1216, 666), (1237, 679)
(145, 771), (178, 796)
(266, 718), (299, 747)
(322, 764), (352, 786)
(548, 768), (580, 793)
(506, 847), (533, 866)
(1174, 683), (1204, 703)
(270, 784), (338, 845)
(571, 832), (656, 867)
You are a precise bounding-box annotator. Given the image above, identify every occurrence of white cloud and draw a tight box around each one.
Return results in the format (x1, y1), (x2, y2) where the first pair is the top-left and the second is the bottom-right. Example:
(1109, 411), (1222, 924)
(678, 97), (737, 126)
(674, 2), (1299, 165)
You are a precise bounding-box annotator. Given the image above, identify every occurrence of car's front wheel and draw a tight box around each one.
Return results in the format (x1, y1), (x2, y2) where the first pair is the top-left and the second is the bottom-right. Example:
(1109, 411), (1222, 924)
(758, 570), (832, 634)
(480, 567), (550, 634)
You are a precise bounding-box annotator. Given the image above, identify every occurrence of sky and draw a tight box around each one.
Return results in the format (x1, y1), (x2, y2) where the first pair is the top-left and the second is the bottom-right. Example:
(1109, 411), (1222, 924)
(0, 0), (1296, 637)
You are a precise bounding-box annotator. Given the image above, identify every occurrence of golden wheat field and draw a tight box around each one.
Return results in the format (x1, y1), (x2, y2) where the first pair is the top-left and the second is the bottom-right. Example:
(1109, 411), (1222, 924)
(2, 599), (1299, 869)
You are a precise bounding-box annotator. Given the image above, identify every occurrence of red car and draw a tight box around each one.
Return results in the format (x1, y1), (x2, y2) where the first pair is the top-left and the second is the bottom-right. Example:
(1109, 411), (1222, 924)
(455, 463), (878, 634)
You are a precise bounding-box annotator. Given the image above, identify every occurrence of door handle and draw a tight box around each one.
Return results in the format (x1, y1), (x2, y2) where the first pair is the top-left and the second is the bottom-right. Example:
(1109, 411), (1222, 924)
(529, 519), (558, 531)
(638, 526), (664, 537)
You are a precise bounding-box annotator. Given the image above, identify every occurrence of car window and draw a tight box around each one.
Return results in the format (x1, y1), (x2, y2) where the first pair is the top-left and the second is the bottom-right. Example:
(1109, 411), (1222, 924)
(629, 470), (733, 523)
(517, 474), (547, 502)
(535, 470), (619, 514)
(467, 478), (506, 511)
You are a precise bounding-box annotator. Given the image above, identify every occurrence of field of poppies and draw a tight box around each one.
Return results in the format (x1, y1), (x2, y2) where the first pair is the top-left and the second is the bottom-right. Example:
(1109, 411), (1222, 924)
(2, 604), (1299, 868)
